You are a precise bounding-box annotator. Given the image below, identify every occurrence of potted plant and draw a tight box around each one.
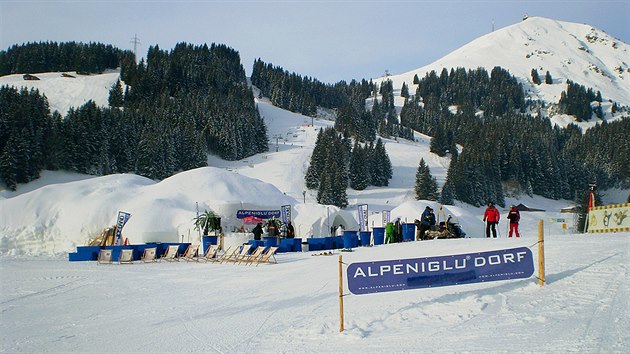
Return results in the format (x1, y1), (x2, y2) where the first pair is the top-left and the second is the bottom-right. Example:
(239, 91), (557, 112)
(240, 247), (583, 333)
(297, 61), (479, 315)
(194, 210), (221, 246)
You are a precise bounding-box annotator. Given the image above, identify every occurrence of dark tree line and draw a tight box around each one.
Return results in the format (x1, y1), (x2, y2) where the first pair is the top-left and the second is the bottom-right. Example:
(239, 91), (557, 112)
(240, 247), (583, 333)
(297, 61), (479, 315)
(2, 41), (627, 210)
(252, 59), (414, 143)
(118, 42), (268, 164)
(251, 58), (364, 115)
(437, 114), (629, 207)
(0, 41), (133, 75)
(559, 80), (602, 121)
(397, 66), (627, 207)
(305, 127), (392, 207)
(1, 41), (268, 188)
(0, 86), (51, 189)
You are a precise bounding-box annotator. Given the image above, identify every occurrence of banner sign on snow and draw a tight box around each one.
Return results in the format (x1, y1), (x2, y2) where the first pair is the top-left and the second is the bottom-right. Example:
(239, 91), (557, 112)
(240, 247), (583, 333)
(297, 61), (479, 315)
(382, 210), (390, 225)
(236, 210), (281, 219)
(114, 211), (131, 245)
(358, 204), (368, 231)
(281, 205), (292, 224)
(347, 247), (534, 295)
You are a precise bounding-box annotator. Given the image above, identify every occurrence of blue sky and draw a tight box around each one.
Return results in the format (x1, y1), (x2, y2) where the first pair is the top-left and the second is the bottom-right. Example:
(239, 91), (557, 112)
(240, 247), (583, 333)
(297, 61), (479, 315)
(1, 0), (628, 83)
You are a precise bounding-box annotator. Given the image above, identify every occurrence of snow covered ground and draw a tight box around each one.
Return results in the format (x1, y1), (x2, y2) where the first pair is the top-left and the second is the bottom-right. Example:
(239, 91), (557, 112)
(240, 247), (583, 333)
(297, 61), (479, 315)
(1, 226), (628, 353)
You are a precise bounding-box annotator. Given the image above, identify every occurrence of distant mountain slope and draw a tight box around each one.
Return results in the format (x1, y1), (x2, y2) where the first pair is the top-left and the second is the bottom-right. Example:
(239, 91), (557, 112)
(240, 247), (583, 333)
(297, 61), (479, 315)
(378, 16), (629, 108)
(0, 70), (119, 115)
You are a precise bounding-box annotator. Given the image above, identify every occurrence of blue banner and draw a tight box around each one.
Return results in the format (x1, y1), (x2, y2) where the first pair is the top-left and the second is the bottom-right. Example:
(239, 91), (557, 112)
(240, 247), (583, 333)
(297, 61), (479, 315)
(281, 205), (292, 223)
(114, 211), (131, 245)
(347, 247), (534, 295)
(236, 210), (281, 219)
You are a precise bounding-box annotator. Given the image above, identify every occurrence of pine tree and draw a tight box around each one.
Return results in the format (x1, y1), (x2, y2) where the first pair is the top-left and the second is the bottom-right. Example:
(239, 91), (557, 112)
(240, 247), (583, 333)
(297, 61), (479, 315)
(401, 82), (410, 98)
(370, 138), (392, 186)
(531, 68), (541, 85)
(544, 71), (553, 84)
(429, 123), (449, 156)
(349, 141), (370, 190)
(0, 134), (19, 190)
(305, 128), (326, 189)
(108, 79), (124, 107)
(414, 158), (439, 201)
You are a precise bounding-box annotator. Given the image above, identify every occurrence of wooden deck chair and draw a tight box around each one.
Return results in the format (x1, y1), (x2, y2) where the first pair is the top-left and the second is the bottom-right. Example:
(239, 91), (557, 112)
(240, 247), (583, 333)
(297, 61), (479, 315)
(198, 244), (220, 262)
(221, 244), (252, 264)
(255, 246), (279, 266)
(162, 245), (180, 262)
(179, 244), (200, 262)
(213, 246), (235, 263)
(97, 249), (113, 264)
(118, 249), (134, 264)
(141, 247), (158, 263)
(241, 246), (266, 265)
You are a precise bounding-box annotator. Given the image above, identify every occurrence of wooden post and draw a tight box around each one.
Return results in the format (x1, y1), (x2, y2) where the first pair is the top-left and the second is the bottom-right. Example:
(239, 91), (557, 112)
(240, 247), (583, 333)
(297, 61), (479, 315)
(538, 220), (545, 286)
(339, 255), (344, 332)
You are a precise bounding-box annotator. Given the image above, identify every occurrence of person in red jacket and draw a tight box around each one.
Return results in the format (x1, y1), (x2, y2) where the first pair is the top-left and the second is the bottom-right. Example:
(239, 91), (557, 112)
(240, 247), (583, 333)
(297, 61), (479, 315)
(483, 201), (500, 238)
(507, 205), (520, 237)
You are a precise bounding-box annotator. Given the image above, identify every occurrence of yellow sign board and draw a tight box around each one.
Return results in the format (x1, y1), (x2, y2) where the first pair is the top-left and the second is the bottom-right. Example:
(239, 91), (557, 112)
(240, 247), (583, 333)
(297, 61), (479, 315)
(587, 203), (630, 233)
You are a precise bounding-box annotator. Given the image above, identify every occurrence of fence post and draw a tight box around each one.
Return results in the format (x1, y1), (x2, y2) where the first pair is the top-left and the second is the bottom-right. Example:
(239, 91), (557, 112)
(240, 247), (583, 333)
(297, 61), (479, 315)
(538, 220), (545, 286)
(339, 255), (344, 332)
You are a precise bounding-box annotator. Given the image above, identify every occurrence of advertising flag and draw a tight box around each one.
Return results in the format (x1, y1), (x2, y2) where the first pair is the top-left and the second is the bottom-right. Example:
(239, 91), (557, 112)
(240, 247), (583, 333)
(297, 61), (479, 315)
(358, 204), (368, 231)
(281, 205), (292, 224)
(114, 211), (131, 246)
(382, 210), (390, 225)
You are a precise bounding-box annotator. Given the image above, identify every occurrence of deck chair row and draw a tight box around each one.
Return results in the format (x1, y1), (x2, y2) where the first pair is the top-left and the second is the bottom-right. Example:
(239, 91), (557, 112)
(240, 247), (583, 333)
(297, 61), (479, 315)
(96, 244), (277, 265)
(215, 245), (278, 266)
(97, 244), (207, 264)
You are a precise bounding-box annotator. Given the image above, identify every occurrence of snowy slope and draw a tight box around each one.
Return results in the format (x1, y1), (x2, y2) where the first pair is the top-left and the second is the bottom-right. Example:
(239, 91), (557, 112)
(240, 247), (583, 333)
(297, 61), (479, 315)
(0, 70), (120, 115)
(376, 16), (629, 126)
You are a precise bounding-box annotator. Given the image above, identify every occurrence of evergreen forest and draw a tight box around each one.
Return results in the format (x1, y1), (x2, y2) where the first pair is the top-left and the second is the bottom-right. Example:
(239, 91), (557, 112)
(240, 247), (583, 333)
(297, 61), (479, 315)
(0, 42), (267, 189)
(1, 42), (628, 211)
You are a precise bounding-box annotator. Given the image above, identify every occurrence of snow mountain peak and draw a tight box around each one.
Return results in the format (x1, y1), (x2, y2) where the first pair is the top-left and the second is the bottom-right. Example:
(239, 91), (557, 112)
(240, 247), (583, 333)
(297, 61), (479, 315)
(383, 16), (629, 107)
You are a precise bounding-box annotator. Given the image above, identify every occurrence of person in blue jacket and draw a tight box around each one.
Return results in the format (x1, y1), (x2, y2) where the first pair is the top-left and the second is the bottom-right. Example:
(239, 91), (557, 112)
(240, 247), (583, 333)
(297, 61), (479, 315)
(419, 206), (436, 240)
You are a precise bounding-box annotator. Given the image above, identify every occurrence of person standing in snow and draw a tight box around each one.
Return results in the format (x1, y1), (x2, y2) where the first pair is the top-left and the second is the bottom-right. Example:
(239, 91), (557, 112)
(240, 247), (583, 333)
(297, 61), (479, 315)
(252, 222), (264, 241)
(507, 205), (520, 237)
(394, 218), (403, 242)
(335, 224), (344, 236)
(419, 206), (435, 240)
(286, 221), (295, 239)
(483, 202), (500, 238)
(385, 222), (394, 243)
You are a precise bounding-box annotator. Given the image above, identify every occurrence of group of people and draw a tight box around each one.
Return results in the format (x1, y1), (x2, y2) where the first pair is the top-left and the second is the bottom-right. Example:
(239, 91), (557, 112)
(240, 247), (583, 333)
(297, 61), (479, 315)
(418, 206), (437, 240)
(483, 202), (520, 238)
(385, 219), (403, 243)
(416, 206), (466, 239)
(248, 202), (521, 242)
(252, 220), (295, 240)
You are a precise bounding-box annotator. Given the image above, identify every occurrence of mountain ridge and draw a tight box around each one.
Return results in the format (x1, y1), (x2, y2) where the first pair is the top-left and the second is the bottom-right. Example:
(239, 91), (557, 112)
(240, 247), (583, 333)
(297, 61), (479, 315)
(377, 16), (629, 110)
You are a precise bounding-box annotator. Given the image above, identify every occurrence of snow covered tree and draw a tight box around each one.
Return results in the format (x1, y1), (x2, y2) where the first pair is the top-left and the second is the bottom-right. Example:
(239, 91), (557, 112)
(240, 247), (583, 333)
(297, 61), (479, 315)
(401, 82), (410, 98)
(415, 158), (439, 201)
(531, 68), (541, 85)
(369, 138), (392, 186)
(108, 79), (124, 107)
(348, 141), (370, 190)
